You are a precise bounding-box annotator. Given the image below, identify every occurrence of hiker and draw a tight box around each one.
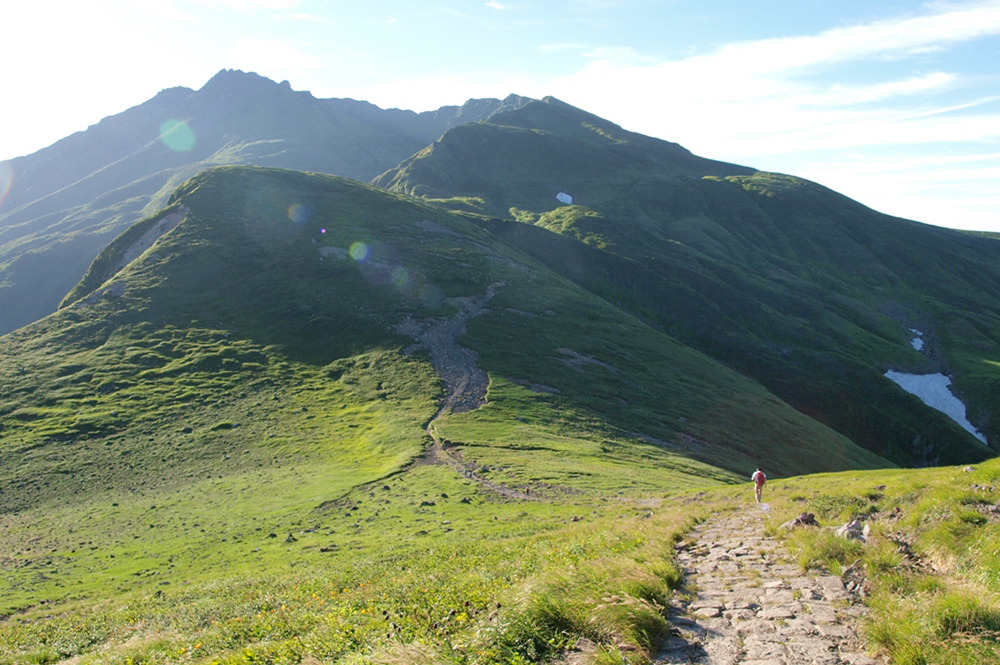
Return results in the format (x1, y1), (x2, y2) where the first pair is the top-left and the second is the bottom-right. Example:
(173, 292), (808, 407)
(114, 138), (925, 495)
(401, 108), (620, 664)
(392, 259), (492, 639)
(752, 467), (766, 503)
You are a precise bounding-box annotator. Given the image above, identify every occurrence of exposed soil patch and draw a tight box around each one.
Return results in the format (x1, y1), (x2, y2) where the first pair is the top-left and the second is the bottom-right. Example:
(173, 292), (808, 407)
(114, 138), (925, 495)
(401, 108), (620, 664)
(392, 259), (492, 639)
(397, 282), (544, 501)
(557, 347), (620, 374)
(397, 282), (502, 416)
(115, 206), (188, 273)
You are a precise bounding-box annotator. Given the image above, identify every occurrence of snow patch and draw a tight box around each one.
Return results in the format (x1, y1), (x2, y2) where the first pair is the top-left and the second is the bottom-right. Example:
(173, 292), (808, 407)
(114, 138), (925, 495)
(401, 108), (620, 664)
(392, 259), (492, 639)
(909, 328), (925, 351)
(555, 191), (573, 205)
(884, 370), (987, 443)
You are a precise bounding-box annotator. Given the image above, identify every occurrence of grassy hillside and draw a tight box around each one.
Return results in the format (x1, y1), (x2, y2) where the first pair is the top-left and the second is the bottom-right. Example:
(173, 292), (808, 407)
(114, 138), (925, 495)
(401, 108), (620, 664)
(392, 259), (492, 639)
(0, 166), (889, 629)
(3, 166), (999, 665)
(3, 440), (997, 665)
(375, 98), (1000, 467)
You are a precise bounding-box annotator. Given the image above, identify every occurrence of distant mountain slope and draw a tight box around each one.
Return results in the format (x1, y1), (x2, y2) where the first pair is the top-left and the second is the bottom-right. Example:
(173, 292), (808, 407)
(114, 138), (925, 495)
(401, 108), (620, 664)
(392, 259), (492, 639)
(374, 96), (752, 218)
(0, 69), (530, 335)
(375, 97), (1000, 466)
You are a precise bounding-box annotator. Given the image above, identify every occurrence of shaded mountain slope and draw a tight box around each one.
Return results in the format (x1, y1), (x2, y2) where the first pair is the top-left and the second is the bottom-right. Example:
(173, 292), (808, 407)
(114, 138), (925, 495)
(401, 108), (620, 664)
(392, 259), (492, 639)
(7, 166), (885, 479)
(1, 165), (891, 506)
(0, 165), (893, 611)
(375, 97), (1000, 466)
(0, 69), (530, 335)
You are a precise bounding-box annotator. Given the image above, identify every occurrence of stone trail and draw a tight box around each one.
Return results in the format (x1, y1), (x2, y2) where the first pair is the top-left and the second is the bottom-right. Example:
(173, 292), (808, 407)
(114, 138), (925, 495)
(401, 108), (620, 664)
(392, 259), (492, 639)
(655, 508), (886, 665)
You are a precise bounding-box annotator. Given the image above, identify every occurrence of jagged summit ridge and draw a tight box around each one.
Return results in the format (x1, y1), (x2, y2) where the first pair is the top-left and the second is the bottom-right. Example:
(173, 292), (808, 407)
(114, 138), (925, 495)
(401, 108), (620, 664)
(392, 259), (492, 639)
(0, 71), (537, 336)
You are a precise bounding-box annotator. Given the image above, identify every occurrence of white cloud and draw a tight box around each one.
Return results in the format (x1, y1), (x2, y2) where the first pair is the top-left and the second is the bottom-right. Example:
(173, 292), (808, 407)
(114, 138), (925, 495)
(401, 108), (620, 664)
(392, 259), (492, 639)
(485, 1), (508, 9)
(702, 0), (1000, 73)
(802, 73), (956, 107)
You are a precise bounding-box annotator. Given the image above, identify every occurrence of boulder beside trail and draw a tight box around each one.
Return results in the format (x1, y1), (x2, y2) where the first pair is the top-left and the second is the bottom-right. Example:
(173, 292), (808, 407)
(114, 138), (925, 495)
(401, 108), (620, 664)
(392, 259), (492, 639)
(780, 512), (821, 530)
(835, 519), (870, 542)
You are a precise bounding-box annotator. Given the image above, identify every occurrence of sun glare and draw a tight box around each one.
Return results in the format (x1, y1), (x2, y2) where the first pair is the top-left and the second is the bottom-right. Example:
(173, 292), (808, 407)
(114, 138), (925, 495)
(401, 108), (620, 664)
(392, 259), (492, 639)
(159, 120), (196, 152)
(287, 203), (309, 224)
(349, 242), (370, 262)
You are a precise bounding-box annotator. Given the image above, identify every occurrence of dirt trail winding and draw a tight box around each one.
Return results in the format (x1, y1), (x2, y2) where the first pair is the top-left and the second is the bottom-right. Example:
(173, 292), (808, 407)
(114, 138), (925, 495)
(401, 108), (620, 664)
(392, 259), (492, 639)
(657, 507), (884, 665)
(398, 282), (537, 501)
(397, 282), (502, 417)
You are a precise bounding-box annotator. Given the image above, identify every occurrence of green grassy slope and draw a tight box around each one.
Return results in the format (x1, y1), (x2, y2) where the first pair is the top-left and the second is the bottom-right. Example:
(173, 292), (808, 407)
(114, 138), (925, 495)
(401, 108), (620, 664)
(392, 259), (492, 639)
(0, 166), (888, 624)
(374, 98), (1000, 467)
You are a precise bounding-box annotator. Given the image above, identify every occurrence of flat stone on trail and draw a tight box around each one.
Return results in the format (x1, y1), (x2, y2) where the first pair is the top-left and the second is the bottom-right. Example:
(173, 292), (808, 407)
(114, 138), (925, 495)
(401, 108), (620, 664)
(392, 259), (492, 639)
(758, 605), (796, 619)
(807, 606), (840, 624)
(723, 608), (755, 621)
(816, 623), (855, 638)
(654, 508), (885, 664)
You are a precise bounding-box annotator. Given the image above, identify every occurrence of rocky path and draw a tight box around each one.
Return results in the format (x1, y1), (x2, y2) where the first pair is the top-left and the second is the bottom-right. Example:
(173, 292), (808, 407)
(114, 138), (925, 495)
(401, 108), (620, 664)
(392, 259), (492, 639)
(656, 508), (884, 665)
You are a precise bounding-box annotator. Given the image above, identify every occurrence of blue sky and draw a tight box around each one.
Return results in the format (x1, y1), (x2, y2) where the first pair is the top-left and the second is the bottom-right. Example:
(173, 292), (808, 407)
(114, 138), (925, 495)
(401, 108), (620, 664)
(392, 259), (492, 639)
(3, 0), (999, 231)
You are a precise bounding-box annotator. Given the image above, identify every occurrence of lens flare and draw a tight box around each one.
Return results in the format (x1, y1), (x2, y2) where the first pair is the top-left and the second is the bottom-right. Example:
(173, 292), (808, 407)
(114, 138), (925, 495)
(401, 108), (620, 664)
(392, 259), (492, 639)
(159, 120), (196, 152)
(320, 228), (327, 234)
(0, 161), (12, 208)
(288, 203), (309, 224)
(350, 242), (370, 262)
(391, 267), (411, 288)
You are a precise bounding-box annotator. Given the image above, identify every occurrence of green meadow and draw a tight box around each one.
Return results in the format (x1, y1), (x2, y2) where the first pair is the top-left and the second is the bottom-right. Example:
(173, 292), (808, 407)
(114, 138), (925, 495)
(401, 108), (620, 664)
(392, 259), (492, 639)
(1, 165), (998, 665)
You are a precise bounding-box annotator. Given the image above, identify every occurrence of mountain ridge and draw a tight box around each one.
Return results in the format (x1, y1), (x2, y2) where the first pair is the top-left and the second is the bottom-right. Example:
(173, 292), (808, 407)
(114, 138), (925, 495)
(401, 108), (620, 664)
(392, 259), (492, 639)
(2, 72), (995, 469)
(0, 69), (531, 336)
(376, 97), (999, 464)
(0, 164), (901, 615)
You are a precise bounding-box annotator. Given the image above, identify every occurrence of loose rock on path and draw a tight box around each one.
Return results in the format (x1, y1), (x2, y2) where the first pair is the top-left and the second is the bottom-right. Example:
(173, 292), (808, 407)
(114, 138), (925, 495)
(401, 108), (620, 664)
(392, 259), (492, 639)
(656, 507), (885, 665)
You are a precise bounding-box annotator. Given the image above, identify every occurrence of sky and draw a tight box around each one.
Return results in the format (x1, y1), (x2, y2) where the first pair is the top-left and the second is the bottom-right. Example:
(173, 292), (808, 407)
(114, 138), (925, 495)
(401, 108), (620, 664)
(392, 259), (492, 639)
(2, 0), (999, 231)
